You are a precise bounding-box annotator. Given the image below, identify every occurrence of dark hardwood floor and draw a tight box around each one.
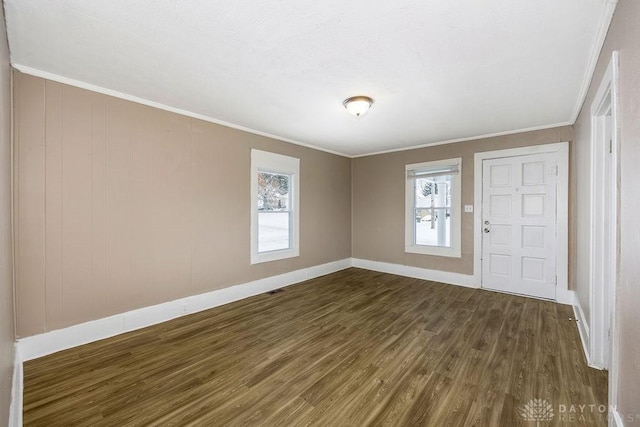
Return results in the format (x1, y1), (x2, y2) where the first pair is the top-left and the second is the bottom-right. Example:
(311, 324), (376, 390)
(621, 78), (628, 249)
(23, 268), (607, 426)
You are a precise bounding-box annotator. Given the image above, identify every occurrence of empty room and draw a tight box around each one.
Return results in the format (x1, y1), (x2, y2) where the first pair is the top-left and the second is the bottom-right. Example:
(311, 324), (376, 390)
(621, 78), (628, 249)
(0, 0), (639, 426)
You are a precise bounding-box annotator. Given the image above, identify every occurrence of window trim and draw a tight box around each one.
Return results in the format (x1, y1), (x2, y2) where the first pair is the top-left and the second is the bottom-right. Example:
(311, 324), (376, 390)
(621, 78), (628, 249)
(405, 158), (462, 258)
(251, 149), (300, 264)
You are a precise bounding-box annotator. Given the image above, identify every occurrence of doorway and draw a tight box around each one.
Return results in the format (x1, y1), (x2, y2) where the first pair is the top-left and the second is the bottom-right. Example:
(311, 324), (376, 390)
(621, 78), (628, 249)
(473, 142), (570, 303)
(481, 152), (558, 299)
(589, 51), (619, 375)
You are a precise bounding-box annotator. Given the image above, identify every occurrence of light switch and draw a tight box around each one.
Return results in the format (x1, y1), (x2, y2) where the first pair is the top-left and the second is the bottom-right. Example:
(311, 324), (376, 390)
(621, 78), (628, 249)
(464, 205), (473, 213)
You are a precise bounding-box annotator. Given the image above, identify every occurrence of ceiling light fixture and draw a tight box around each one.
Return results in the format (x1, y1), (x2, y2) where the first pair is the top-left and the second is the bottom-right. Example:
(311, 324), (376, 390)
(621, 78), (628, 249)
(343, 96), (374, 117)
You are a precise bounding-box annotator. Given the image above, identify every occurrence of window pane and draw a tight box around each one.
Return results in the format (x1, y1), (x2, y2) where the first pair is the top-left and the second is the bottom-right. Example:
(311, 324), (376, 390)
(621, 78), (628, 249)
(258, 172), (291, 252)
(257, 172), (290, 211)
(415, 176), (452, 208)
(415, 207), (451, 247)
(405, 158), (460, 257)
(251, 149), (300, 264)
(258, 212), (290, 252)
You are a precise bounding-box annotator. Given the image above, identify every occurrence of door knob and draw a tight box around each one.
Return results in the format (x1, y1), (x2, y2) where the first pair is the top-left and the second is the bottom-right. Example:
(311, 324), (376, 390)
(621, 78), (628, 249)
(483, 227), (490, 233)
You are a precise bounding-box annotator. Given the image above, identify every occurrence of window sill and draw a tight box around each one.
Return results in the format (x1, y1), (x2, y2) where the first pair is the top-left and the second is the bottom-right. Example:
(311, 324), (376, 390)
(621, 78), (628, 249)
(405, 245), (461, 258)
(251, 248), (299, 265)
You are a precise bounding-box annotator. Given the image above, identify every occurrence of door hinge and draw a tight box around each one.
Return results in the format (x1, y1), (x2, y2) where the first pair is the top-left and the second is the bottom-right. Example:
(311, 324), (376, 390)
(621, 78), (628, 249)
(555, 275), (558, 285)
(609, 139), (613, 154)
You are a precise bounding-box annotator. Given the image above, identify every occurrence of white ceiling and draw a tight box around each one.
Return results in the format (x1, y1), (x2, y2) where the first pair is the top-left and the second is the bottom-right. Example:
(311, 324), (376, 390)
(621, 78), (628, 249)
(5, 0), (612, 157)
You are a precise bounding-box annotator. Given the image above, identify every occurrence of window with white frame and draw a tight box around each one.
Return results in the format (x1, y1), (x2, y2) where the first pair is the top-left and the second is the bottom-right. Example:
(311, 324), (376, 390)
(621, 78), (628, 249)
(405, 158), (462, 257)
(251, 149), (300, 264)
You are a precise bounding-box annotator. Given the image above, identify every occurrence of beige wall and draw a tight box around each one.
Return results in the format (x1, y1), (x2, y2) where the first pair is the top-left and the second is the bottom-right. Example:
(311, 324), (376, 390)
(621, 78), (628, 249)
(0, 2), (14, 424)
(352, 126), (574, 277)
(574, 0), (640, 416)
(13, 72), (352, 338)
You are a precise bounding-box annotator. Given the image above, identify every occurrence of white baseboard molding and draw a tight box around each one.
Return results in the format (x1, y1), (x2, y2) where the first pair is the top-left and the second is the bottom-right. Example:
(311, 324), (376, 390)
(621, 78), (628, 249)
(572, 294), (594, 368)
(17, 258), (352, 362)
(11, 257), (610, 426)
(351, 258), (476, 288)
(9, 345), (22, 427)
(555, 288), (575, 305)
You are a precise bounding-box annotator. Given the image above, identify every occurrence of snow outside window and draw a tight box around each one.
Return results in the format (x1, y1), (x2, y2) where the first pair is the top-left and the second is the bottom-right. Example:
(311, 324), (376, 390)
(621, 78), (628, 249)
(251, 150), (300, 264)
(405, 158), (462, 258)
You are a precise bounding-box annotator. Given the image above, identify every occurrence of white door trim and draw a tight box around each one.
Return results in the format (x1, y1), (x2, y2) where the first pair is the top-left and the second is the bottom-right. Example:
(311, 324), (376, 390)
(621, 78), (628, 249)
(589, 51), (619, 411)
(473, 142), (569, 302)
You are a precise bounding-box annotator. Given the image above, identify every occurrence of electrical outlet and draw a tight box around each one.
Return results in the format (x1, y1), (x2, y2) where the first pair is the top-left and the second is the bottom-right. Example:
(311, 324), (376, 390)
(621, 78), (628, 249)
(464, 205), (473, 213)
(181, 303), (188, 314)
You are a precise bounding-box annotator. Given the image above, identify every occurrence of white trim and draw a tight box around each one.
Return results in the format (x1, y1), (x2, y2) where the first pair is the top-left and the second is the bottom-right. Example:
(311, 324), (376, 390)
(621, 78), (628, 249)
(555, 288), (575, 306)
(9, 57), (19, 427)
(573, 294), (596, 369)
(351, 258), (476, 288)
(588, 51), (620, 406)
(404, 158), (462, 258)
(611, 407), (624, 427)
(16, 258), (351, 362)
(611, 51), (621, 409)
(473, 142), (569, 302)
(569, 0), (618, 123)
(9, 346), (22, 427)
(350, 122), (572, 158)
(12, 64), (349, 158)
(250, 149), (300, 264)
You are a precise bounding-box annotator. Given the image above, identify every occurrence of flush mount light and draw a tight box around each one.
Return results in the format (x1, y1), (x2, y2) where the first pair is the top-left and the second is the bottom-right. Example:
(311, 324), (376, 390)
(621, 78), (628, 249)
(343, 96), (374, 117)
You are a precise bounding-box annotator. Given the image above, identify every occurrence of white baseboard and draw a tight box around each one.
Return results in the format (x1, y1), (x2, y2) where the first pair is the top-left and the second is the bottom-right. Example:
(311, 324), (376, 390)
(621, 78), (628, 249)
(572, 294), (594, 368)
(555, 288), (575, 305)
(351, 258), (476, 288)
(11, 257), (607, 426)
(9, 346), (22, 427)
(17, 258), (352, 362)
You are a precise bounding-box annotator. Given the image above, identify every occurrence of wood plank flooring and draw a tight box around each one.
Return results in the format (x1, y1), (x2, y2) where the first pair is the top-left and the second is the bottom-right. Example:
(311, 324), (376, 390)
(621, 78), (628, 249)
(23, 268), (608, 426)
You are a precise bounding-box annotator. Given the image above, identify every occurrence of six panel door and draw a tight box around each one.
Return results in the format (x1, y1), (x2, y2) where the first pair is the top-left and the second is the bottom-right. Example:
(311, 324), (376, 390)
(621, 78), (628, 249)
(481, 153), (557, 299)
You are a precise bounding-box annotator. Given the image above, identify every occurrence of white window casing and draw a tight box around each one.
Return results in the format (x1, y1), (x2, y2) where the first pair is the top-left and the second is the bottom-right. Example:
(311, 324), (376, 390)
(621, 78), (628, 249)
(405, 158), (462, 258)
(251, 149), (300, 264)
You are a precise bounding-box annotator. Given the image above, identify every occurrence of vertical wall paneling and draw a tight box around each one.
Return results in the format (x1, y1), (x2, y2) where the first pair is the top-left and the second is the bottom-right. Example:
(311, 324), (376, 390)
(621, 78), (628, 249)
(61, 85), (93, 326)
(91, 92), (108, 319)
(15, 74), (46, 336)
(129, 105), (156, 309)
(151, 113), (192, 304)
(104, 97), (133, 314)
(191, 122), (223, 294)
(14, 73), (352, 337)
(44, 81), (63, 330)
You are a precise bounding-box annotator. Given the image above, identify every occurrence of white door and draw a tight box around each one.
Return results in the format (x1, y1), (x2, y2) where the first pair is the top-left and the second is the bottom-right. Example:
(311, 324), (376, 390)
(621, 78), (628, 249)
(481, 153), (557, 299)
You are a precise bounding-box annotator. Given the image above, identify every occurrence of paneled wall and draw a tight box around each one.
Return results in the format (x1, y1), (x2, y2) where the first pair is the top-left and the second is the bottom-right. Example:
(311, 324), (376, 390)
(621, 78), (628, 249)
(351, 126), (574, 276)
(14, 72), (352, 338)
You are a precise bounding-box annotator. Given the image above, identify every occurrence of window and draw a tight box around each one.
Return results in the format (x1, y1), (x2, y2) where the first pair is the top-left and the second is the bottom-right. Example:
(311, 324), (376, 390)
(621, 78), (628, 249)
(405, 158), (461, 257)
(251, 149), (300, 264)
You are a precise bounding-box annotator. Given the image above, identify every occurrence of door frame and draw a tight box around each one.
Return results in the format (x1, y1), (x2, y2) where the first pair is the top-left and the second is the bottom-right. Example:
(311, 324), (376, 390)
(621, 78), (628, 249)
(473, 142), (570, 303)
(589, 52), (619, 391)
